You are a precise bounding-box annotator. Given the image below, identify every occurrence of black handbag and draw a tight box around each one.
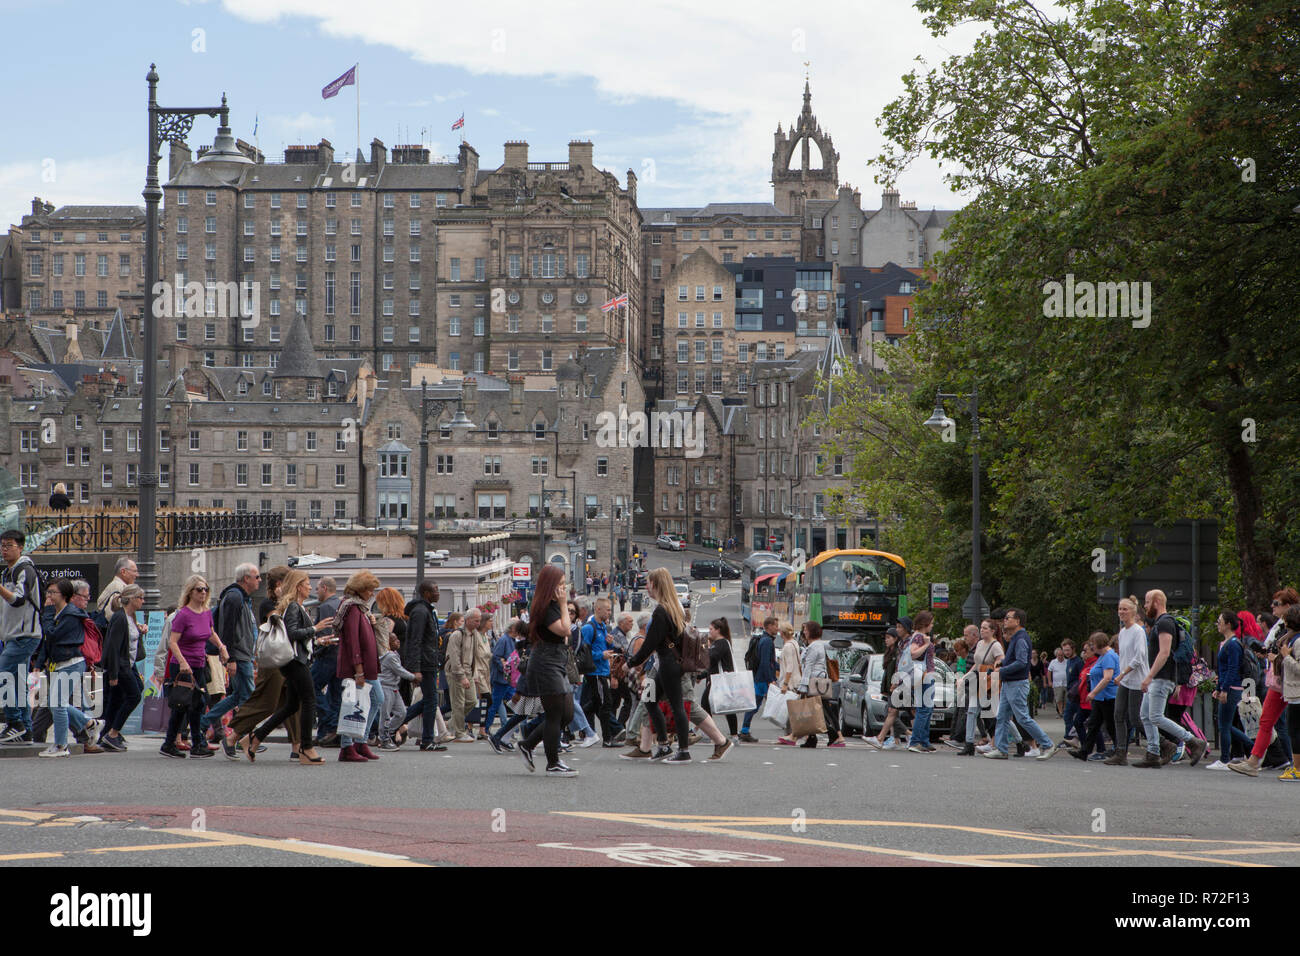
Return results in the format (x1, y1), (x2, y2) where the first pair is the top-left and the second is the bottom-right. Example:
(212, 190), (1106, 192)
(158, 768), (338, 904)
(167, 673), (198, 710)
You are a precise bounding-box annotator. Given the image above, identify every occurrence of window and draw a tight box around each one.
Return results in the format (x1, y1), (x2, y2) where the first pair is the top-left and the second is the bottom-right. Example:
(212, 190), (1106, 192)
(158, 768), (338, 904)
(286, 463), (297, 486)
(335, 464), (346, 486)
(119, 253), (131, 277)
(351, 193), (362, 208)
(310, 500), (322, 520)
(474, 257), (485, 280)
(236, 463), (248, 486)
(205, 191), (216, 206)
(432, 494), (455, 518)
(261, 463), (273, 486)
(696, 312), (705, 328)
(530, 457), (549, 476)
(542, 349), (552, 371)
(508, 349), (519, 371)
(102, 430), (113, 452)
(188, 463), (200, 486)
(534, 422), (547, 440)
(436, 455), (454, 475)
(483, 455), (502, 475)
(449, 258), (461, 281)
(101, 465), (112, 488)
(306, 431), (318, 452)
(477, 494), (506, 519)
(178, 190), (189, 205)
(575, 253), (588, 278)
(596, 457), (608, 477)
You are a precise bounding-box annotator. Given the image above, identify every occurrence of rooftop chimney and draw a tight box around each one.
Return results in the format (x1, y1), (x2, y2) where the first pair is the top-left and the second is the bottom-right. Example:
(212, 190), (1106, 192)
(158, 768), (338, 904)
(370, 138), (387, 168)
(504, 141), (529, 169)
(509, 374), (524, 410)
(463, 375), (477, 413)
(169, 142), (192, 181)
(568, 140), (593, 171)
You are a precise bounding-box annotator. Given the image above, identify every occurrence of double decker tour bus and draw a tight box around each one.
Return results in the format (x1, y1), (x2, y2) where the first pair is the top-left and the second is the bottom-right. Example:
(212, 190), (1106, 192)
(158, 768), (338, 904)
(801, 549), (908, 643)
(740, 552), (792, 629)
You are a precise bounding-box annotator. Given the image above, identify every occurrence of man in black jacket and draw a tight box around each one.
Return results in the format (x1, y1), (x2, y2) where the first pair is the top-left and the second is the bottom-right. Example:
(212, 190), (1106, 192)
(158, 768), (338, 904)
(200, 563), (260, 739)
(400, 581), (443, 751)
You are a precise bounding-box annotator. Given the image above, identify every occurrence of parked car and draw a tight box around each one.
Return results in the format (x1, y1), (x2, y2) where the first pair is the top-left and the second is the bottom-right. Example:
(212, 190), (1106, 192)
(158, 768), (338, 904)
(690, 559), (742, 580)
(656, 533), (687, 551)
(839, 654), (957, 738)
(674, 580), (691, 609)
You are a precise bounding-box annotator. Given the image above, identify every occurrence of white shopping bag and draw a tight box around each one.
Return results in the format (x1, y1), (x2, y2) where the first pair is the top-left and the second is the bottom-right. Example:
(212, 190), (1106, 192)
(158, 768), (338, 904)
(710, 669), (757, 714)
(337, 678), (371, 740)
(761, 688), (797, 726)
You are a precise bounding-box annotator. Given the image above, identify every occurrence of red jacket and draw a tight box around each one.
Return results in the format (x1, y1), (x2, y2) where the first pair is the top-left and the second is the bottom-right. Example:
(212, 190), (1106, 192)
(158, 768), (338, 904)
(335, 600), (379, 681)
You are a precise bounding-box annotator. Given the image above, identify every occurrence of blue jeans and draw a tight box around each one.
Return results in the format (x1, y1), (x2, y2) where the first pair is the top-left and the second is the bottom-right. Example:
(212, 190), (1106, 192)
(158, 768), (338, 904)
(50, 659), (88, 749)
(1140, 678), (1191, 755)
(340, 679), (384, 747)
(312, 654), (341, 737)
(995, 679), (1052, 753)
(909, 673), (936, 746)
(1217, 688), (1254, 763)
(200, 659), (254, 731)
(401, 671), (441, 744)
(485, 682), (513, 735)
(1062, 695), (1080, 737)
(0, 636), (41, 732)
(568, 684), (593, 735)
(742, 680), (769, 734)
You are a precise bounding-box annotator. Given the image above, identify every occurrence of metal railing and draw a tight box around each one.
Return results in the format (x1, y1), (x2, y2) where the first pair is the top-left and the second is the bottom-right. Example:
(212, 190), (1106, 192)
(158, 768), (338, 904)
(27, 509), (282, 553)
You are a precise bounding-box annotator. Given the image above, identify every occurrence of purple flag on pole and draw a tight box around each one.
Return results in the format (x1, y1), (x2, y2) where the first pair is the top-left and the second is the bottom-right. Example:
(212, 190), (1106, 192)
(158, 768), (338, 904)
(322, 65), (357, 99)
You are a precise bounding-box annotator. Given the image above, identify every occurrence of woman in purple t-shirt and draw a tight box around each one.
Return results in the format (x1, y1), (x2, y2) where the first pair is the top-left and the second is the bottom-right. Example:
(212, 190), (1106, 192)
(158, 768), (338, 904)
(161, 575), (227, 759)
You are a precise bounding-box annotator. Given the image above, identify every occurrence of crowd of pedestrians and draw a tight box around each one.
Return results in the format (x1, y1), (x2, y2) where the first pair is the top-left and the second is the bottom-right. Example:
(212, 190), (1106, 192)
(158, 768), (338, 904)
(0, 528), (1295, 784)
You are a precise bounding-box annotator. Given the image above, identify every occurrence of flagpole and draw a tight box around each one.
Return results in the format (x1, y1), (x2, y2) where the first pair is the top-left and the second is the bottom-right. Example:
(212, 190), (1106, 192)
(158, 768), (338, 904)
(355, 63), (361, 160)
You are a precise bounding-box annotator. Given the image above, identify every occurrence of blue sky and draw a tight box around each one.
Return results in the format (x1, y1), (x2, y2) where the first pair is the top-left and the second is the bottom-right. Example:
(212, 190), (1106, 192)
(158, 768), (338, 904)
(0, 0), (978, 228)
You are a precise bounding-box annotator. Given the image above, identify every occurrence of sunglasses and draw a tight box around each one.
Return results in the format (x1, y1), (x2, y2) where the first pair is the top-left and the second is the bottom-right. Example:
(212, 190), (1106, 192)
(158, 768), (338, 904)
(194, 586), (209, 593)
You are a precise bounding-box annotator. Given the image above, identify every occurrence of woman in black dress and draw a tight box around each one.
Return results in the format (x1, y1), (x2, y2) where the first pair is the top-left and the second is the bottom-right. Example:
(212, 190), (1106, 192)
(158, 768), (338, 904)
(516, 564), (578, 777)
(703, 617), (739, 738)
(626, 567), (693, 763)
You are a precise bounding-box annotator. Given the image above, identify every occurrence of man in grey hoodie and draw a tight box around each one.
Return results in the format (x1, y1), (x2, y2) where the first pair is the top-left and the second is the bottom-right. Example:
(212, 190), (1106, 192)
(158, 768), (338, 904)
(0, 530), (44, 743)
(200, 563), (260, 737)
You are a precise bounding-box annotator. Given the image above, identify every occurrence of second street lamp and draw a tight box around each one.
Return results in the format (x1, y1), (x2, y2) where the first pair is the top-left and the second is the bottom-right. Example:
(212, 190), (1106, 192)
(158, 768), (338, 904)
(924, 386), (988, 623)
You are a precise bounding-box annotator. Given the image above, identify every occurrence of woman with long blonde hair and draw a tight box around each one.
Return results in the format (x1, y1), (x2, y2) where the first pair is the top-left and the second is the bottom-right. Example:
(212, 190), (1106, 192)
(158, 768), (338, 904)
(623, 567), (693, 763)
(160, 575), (227, 758)
(243, 569), (332, 764)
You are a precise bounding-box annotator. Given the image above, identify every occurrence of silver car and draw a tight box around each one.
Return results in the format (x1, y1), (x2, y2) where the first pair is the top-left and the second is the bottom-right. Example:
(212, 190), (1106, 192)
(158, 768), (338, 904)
(839, 654), (958, 737)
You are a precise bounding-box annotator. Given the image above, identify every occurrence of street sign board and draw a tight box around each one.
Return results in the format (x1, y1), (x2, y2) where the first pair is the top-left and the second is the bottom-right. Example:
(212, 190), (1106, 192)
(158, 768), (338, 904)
(512, 564), (531, 581)
(930, 583), (949, 610)
(1096, 520), (1218, 606)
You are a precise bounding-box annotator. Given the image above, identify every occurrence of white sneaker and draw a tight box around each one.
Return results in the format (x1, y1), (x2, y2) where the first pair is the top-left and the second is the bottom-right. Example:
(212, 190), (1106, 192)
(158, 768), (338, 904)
(453, 733), (475, 743)
(578, 734), (600, 748)
(976, 743), (994, 754)
(83, 719), (100, 741)
(38, 745), (70, 758)
(1205, 759), (1230, 770)
(881, 738), (898, 750)
(864, 737), (883, 750)
(1025, 747), (1042, 758)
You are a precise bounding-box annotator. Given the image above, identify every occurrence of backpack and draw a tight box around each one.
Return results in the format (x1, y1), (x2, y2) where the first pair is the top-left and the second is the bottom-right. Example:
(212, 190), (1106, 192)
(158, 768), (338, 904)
(671, 627), (710, 673)
(506, 649), (522, 687)
(1238, 637), (1261, 689)
(81, 617), (104, 667)
(90, 605), (110, 634)
(744, 633), (761, 671)
(1164, 614), (1194, 685)
(209, 582), (243, 638)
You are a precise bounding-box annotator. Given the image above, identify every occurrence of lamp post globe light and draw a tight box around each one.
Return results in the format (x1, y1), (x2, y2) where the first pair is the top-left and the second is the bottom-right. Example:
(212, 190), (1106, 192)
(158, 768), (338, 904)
(139, 65), (252, 612)
(415, 380), (475, 591)
(923, 386), (987, 623)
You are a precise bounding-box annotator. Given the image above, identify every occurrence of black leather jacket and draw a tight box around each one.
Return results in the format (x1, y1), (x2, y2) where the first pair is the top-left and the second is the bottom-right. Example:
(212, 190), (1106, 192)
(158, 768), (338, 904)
(282, 601), (316, 666)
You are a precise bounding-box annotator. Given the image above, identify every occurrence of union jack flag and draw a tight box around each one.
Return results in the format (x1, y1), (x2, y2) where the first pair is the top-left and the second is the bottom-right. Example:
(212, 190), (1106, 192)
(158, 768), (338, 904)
(451, 113), (465, 131)
(601, 292), (628, 312)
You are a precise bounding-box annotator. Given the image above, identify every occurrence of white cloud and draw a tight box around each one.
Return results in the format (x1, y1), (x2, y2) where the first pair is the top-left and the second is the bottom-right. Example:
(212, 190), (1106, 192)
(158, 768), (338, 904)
(217, 0), (979, 208)
(0, 151), (141, 230)
(480, 107), (500, 117)
(267, 111), (337, 136)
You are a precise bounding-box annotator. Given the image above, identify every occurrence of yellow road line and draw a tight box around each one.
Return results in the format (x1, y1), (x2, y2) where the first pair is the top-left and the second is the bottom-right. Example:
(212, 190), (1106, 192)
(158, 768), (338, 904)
(555, 812), (1002, 866)
(85, 841), (223, 854)
(154, 827), (427, 866)
(0, 809), (53, 821)
(558, 813), (1289, 867)
(0, 851), (64, 861)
